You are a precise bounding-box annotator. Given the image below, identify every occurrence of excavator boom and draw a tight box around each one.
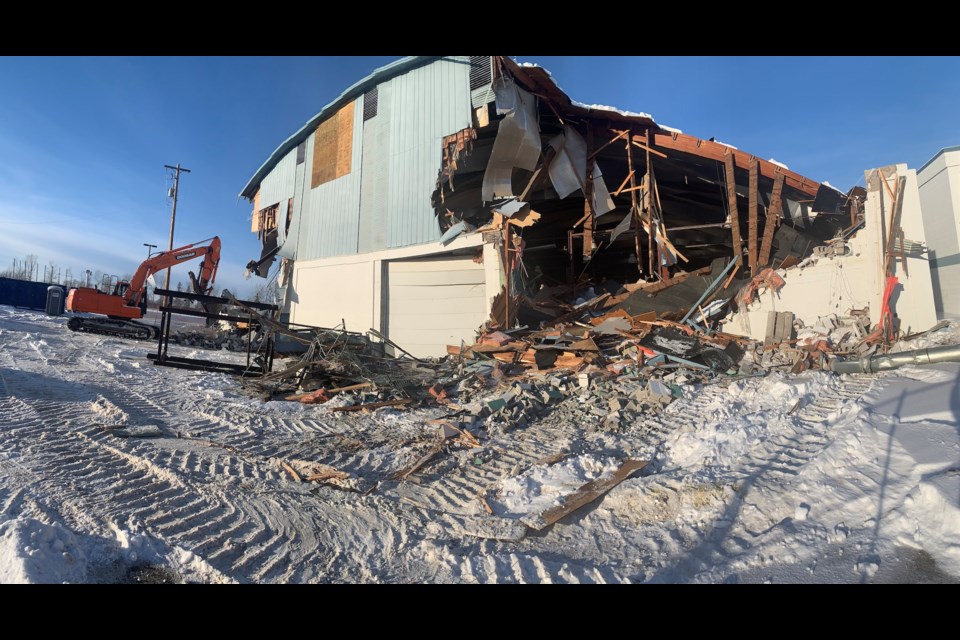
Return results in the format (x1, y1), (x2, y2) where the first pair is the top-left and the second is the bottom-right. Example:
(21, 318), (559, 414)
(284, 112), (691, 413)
(66, 236), (222, 340)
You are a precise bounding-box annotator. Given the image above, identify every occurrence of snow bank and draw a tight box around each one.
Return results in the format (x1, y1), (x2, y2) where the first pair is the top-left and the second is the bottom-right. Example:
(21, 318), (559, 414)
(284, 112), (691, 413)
(0, 517), (88, 584)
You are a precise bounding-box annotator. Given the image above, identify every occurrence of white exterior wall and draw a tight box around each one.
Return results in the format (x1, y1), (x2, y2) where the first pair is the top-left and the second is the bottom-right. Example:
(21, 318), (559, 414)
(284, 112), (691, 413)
(725, 164), (938, 339)
(917, 149), (960, 317)
(289, 233), (503, 356)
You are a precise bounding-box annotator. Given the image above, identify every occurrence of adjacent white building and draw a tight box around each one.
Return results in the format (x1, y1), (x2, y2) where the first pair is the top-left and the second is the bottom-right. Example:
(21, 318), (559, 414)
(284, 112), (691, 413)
(917, 146), (960, 318)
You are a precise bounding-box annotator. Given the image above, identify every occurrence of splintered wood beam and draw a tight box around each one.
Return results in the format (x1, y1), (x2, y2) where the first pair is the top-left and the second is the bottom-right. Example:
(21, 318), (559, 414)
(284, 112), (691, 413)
(625, 129), (643, 274)
(519, 147), (557, 202)
(613, 170), (635, 197)
(629, 137), (669, 159)
(748, 159), (759, 275)
(758, 173), (784, 268)
(588, 129), (629, 160)
(583, 128), (595, 260)
(646, 130), (656, 278)
(522, 459), (649, 531)
(330, 398), (412, 412)
(724, 152), (742, 266)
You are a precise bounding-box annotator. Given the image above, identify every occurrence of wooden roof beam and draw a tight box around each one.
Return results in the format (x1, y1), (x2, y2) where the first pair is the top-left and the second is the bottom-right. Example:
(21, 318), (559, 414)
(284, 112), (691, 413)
(648, 132), (820, 198)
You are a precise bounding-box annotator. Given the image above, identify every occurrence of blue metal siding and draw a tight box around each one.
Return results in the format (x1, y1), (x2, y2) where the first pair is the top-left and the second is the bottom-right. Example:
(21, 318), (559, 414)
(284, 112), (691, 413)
(386, 57), (473, 249)
(258, 147), (297, 210)
(357, 82), (391, 254)
(279, 134), (313, 259)
(240, 57), (442, 199)
(297, 100), (365, 261)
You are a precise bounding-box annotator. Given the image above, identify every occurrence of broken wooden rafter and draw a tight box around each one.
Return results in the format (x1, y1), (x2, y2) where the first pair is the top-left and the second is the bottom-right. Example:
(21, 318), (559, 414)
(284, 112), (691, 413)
(521, 459), (648, 531)
(519, 147), (557, 202)
(646, 130), (657, 278)
(330, 398), (412, 412)
(284, 381), (373, 402)
(588, 129), (629, 160)
(625, 130), (644, 273)
(758, 173), (784, 268)
(652, 132), (820, 198)
(613, 170), (635, 198)
(583, 128), (595, 260)
(723, 151), (743, 266)
(629, 137), (668, 159)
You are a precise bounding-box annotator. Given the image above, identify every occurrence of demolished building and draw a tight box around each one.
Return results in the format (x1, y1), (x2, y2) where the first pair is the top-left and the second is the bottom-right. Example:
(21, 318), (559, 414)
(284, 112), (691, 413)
(241, 56), (937, 358)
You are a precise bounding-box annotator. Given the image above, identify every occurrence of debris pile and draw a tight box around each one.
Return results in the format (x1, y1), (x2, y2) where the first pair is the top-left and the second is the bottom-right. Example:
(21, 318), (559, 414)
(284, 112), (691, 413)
(170, 326), (264, 352)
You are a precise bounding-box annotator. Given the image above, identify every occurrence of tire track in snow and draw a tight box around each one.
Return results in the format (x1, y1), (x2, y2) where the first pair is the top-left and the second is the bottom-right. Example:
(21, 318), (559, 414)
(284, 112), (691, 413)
(0, 359), (435, 583)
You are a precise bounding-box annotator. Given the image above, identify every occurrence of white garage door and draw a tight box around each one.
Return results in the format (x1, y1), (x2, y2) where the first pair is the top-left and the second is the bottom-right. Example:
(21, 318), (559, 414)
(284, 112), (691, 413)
(387, 255), (488, 358)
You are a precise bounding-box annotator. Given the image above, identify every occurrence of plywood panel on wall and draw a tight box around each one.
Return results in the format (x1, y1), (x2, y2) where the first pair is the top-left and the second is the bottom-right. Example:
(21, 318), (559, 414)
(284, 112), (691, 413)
(312, 101), (354, 188)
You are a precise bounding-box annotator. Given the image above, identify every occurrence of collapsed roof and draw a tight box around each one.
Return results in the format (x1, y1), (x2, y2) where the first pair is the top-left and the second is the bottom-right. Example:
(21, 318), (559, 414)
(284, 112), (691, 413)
(432, 56), (856, 328)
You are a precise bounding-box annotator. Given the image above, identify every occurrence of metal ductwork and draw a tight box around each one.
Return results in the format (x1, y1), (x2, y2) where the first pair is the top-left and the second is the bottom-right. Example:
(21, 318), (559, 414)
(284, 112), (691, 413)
(829, 343), (960, 374)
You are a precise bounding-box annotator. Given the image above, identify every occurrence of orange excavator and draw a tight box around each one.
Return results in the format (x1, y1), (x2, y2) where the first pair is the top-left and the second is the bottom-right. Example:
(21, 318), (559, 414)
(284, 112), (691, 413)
(66, 237), (221, 340)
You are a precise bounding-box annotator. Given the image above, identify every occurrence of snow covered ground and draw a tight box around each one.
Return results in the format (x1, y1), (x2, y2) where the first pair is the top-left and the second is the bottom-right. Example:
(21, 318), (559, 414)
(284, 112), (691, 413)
(0, 305), (957, 583)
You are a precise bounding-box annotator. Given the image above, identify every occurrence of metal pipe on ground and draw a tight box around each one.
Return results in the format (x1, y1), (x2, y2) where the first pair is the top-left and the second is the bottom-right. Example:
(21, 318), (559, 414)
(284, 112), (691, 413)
(829, 343), (960, 374)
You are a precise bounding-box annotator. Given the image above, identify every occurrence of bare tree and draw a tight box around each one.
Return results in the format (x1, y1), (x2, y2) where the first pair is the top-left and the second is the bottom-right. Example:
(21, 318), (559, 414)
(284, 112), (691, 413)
(23, 254), (38, 281)
(254, 280), (279, 306)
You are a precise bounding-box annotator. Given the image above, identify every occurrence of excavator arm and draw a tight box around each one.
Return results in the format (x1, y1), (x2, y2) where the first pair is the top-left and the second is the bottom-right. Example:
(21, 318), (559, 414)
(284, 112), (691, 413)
(67, 236), (223, 340)
(124, 236), (221, 306)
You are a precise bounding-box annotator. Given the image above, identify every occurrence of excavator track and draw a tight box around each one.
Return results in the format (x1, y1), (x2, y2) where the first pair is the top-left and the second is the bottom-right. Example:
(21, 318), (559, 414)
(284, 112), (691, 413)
(66, 316), (159, 341)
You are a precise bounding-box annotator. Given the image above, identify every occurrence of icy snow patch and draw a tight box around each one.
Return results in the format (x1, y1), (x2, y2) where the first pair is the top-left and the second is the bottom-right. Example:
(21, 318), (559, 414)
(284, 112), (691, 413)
(768, 158), (790, 170)
(0, 517), (87, 584)
(497, 454), (620, 516)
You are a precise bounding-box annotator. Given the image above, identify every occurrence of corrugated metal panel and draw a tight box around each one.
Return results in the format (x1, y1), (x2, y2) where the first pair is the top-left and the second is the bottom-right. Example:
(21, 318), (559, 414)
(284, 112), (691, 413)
(279, 133), (313, 259)
(240, 56), (443, 199)
(297, 100), (364, 261)
(258, 148), (297, 210)
(358, 82), (391, 254)
(386, 57), (473, 249)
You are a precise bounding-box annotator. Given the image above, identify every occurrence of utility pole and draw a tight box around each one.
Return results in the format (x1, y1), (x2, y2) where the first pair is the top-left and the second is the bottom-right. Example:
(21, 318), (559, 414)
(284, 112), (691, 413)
(163, 163), (190, 302)
(144, 243), (157, 259)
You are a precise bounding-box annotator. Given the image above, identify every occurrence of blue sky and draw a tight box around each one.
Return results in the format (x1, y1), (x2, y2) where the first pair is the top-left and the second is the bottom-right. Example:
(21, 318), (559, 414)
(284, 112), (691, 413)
(1, 56), (958, 296)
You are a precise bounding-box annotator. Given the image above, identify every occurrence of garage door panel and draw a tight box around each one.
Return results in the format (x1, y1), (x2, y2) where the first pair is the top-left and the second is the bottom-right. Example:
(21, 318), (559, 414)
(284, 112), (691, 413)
(387, 255), (489, 358)
(389, 258), (484, 273)
(388, 283), (485, 301)
(388, 312), (485, 330)
(390, 270), (485, 287)
(390, 296), (487, 315)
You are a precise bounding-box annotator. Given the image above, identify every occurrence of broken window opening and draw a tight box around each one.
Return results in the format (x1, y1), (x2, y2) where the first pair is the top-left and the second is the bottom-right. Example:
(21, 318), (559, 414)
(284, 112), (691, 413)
(255, 203), (279, 242)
